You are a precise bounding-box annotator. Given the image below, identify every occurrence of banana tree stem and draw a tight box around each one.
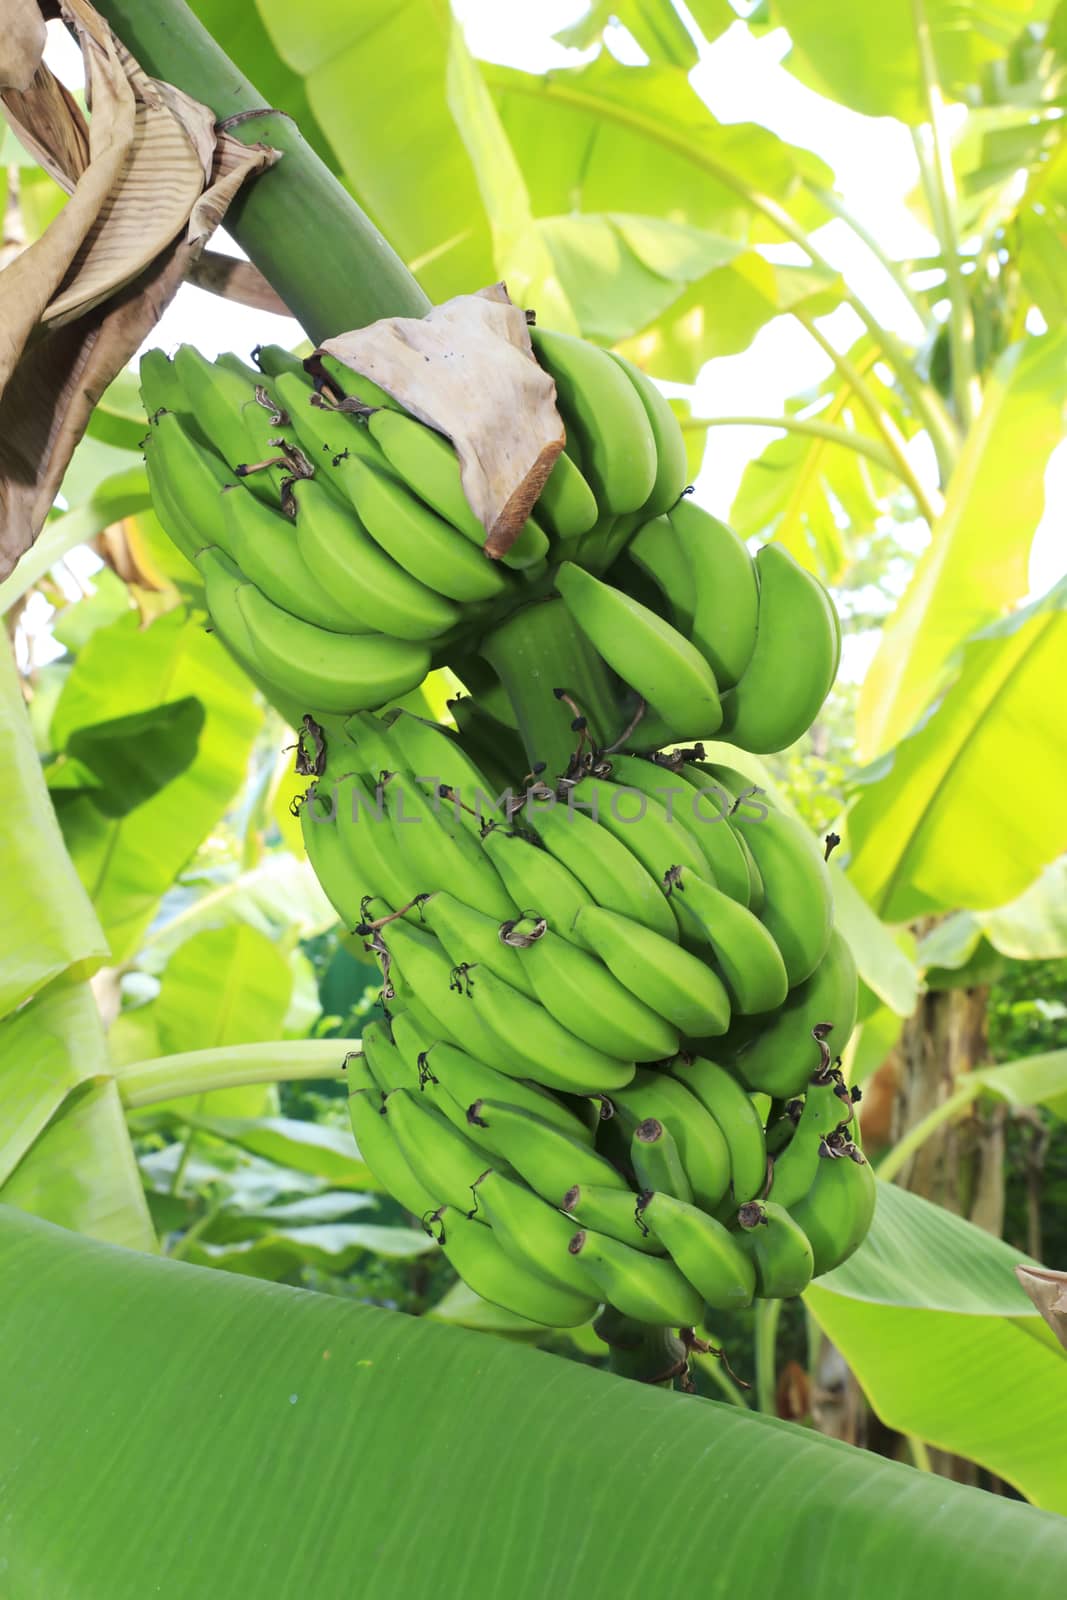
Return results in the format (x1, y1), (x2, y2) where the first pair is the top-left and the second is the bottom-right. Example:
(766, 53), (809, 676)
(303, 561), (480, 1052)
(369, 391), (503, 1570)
(911, 0), (980, 431)
(754, 1298), (782, 1416)
(480, 597), (625, 778)
(807, 185), (929, 326)
(93, 0), (429, 340)
(118, 1042), (355, 1109)
(793, 311), (942, 526)
(683, 414), (899, 476)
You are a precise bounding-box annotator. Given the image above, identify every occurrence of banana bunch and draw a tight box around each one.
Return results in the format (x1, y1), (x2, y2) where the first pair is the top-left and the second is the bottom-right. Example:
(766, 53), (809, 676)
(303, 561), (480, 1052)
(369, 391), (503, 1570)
(140, 320), (864, 1334)
(555, 501), (842, 754)
(290, 703), (871, 1334)
(140, 333), (838, 752)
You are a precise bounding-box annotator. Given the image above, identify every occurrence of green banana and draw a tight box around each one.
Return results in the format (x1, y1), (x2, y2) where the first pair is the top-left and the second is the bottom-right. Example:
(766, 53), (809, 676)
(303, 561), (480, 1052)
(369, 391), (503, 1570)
(389, 1016), (594, 1148)
(534, 446), (599, 541)
(458, 964), (636, 1095)
(292, 476), (461, 642)
(300, 779), (382, 930)
(515, 924), (679, 1062)
(561, 1182), (664, 1255)
(172, 345), (295, 503)
(140, 348), (193, 418)
(608, 755), (751, 906)
(361, 1016), (420, 1095)
(567, 1228), (704, 1327)
(481, 826), (592, 943)
(637, 1191), (756, 1312)
(384, 1087), (494, 1211)
(668, 1056), (767, 1206)
(630, 1118), (692, 1204)
(467, 1100), (629, 1205)
(142, 410), (238, 560)
(382, 771), (514, 921)
(769, 1074), (852, 1209)
(233, 581), (431, 713)
(365, 406), (549, 571)
(419, 891), (537, 998)
(309, 770), (413, 916)
(348, 1086), (438, 1217)
(728, 930), (858, 1098)
(250, 344), (307, 382)
(530, 327), (657, 515)
(608, 1071), (731, 1212)
(382, 710), (508, 828)
(735, 1199), (815, 1298)
(432, 1206), (598, 1327)
(718, 545), (838, 753)
(729, 803), (833, 987)
(470, 1169), (602, 1297)
(526, 799), (679, 944)
(556, 562), (722, 742)
(343, 455), (512, 605)
(222, 478), (376, 634)
(382, 919), (537, 1077)
(563, 777), (709, 908)
(341, 711), (397, 778)
(573, 905), (731, 1039)
(317, 353), (397, 411)
(620, 513), (695, 634)
(669, 869), (788, 1014)
(789, 1140), (876, 1275)
(667, 498), (759, 688)
(605, 351), (689, 519)
(271, 370), (388, 478)
(195, 547), (271, 676)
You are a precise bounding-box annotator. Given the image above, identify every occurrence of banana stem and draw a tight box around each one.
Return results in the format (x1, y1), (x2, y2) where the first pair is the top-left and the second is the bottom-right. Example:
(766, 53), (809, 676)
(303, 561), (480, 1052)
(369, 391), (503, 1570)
(807, 185), (929, 327)
(92, 0), (429, 340)
(754, 1298), (782, 1416)
(596, 1307), (686, 1387)
(911, 0), (980, 432)
(793, 311), (943, 526)
(119, 1041), (354, 1109)
(480, 598), (625, 778)
(683, 415), (900, 476)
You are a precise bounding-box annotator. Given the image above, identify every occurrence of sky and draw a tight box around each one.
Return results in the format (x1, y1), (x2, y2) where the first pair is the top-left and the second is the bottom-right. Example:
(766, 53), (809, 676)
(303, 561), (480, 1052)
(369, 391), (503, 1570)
(29, 5), (1066, 668)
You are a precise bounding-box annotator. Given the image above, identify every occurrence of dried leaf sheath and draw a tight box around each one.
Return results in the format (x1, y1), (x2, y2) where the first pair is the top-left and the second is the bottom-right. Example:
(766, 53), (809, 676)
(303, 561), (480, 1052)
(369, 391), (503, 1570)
(0, 0), (273, 581)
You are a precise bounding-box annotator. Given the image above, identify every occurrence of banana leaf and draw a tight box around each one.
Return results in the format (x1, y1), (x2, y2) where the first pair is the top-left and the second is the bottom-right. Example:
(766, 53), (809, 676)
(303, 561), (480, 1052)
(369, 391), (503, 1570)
(4, 1205), (1066, 1597)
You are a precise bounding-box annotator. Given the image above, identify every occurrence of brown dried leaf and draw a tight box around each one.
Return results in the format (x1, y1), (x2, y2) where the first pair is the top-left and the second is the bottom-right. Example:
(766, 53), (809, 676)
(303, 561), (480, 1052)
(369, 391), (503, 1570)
(1016, 1265), (1067, 1350)
(321, 283), (564, 559)
(0, 0), (46, 93)
(0, 0), (276, 582)
(186, 250), (291, 316)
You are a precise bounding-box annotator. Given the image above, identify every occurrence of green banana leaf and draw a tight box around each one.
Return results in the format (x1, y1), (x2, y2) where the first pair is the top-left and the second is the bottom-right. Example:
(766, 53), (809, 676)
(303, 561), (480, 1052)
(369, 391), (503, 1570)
(847, 578), (1067, 921)
(808, 1182), (1067, 1510)
(0, 641), (108, 1016)
(254, 0), (495, 302)
(918, 859), (1067, 970)
(5, 1204), (1067, 1597)
(857, 331), (1067, 760)
(53, 608), (262, 962)
(771, 0), (1053, 123)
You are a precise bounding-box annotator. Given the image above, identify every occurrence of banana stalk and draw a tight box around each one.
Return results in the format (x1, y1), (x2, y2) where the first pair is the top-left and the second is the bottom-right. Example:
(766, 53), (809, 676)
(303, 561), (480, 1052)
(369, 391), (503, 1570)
(93, 0), (428, 338)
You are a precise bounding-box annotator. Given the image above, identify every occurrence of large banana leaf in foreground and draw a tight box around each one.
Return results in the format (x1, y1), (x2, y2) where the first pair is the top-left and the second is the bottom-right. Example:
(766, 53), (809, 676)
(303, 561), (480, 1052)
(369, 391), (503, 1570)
(5, 1208), (1067, 1597)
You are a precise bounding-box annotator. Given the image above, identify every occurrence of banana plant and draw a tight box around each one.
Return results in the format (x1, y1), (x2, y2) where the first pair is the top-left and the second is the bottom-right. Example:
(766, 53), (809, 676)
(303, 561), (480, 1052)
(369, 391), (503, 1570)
(3, 0), (1067, 1585)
